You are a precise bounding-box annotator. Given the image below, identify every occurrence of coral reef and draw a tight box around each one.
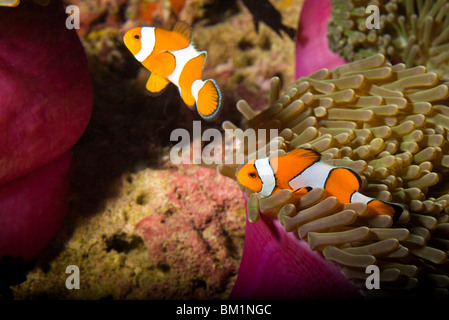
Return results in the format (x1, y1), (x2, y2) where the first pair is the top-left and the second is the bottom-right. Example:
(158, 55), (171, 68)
(11, 0), (302, 299)
(13, 164), (245, 299)
(328, 0), (449, 80)
(13, 0), (449, 301)
(219, 53), (449, 298)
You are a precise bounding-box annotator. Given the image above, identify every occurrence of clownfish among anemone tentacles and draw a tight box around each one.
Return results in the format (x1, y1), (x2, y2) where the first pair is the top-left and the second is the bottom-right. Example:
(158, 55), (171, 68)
(124, 21), (222, 121)
(237, 148), (404, 223)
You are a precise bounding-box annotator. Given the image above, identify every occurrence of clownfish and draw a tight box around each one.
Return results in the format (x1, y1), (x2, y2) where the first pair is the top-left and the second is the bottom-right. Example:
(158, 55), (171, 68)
(124, 21), (222, 121)
(237, 148), (404, 221)
(0, 0), (19, 6)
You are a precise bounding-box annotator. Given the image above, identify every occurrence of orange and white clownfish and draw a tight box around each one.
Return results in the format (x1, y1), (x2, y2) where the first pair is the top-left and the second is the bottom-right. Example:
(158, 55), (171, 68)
(237, 148), (404, 222)
(0, 0), (19, 6)
(123, 21), (222, 121)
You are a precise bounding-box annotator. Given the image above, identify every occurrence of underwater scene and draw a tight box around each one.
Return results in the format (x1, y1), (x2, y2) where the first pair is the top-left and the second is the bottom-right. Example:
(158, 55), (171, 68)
(2, 0), (449, 303)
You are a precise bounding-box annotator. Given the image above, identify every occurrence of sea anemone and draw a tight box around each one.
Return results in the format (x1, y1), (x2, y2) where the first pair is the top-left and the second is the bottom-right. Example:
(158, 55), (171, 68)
(296, 0), (346, 77)
(328, 0), (449, 80)
(216, 0), (361, 300)
(219, 52), (449, 298)
(0, 1), (92, 262)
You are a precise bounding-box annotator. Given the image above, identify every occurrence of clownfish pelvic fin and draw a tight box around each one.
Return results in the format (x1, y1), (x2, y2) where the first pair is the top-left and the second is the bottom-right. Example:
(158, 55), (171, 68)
(146, 73), (170, 93)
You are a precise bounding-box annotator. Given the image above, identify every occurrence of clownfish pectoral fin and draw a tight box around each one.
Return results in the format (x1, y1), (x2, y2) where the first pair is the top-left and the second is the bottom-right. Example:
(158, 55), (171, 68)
(292, 186), (312, 193)
(194, 79), (222, 121)
(367, 199), (404, 224)
(172, 21), (192, 44)
(146, 73), (170, 93)
(150, 51), (176, 77)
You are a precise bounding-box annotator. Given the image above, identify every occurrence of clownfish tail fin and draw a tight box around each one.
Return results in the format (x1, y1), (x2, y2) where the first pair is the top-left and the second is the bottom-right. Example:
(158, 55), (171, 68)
(193, 79), (222, 121)
(387, 201), (405, 224)
(367, 199), (404, 224)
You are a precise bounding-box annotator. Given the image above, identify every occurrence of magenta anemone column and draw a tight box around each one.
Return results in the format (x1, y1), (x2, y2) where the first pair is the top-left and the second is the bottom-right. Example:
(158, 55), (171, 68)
(0, 1), (92, 260)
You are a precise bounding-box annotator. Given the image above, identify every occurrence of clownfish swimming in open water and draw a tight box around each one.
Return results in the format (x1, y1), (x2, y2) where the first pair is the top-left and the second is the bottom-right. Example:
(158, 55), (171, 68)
(237, 148), (404, 222)
(124, 21), (222, 121)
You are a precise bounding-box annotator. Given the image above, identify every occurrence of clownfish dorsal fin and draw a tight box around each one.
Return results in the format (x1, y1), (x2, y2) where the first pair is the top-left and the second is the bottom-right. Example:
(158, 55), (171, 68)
(172, 21), (192, 44)
(288, 148), (321, 162)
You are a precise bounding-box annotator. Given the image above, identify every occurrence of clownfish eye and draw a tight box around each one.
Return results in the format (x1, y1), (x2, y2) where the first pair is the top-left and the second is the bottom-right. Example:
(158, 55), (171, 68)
(248, 172), (257, 178)
(133, 34), (140, 40)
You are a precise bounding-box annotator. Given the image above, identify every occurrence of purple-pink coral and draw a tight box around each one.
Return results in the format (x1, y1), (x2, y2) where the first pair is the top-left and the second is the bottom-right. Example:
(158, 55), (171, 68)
(0, 1), (92, 260)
